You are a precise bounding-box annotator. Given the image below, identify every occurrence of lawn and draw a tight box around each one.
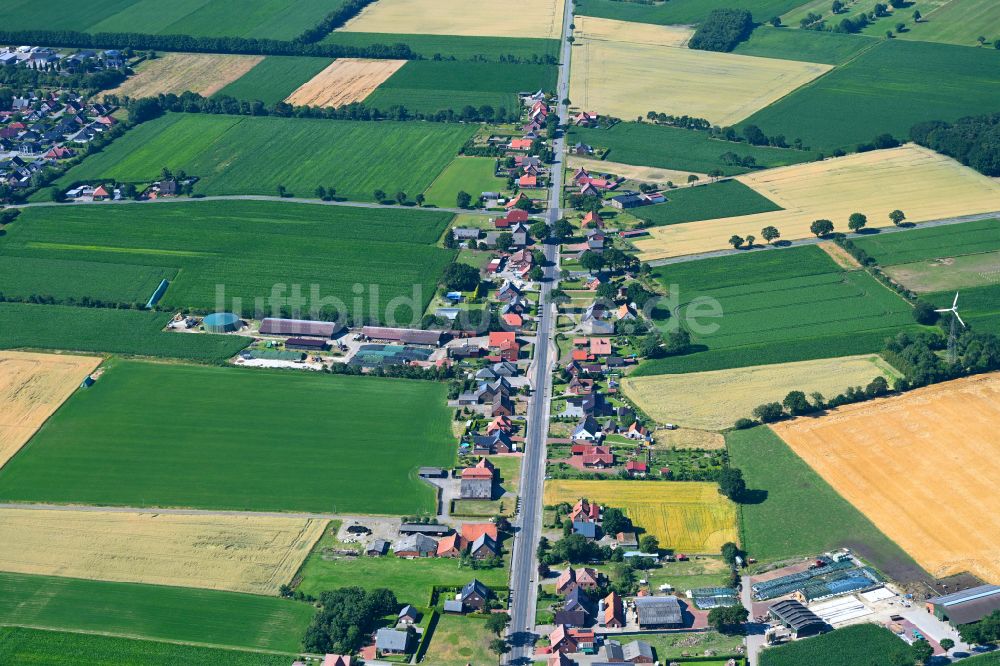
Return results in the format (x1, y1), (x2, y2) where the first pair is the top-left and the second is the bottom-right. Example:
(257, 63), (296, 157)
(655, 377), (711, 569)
(423, 157), (506, 208)
(733, 25), (878, 64)
(568, 124), (818, 176)
(573, 0), (807, 25)
(364, 60), (557, 117)
(296, 537), (508, 602)
(322, 32), (560, 60)
(636, 245), (920, 374)
(741, 40), (1000, 151)
(0, 0), (341, 39)
(759, 624), (913, 666)
(0, 303), (249, 363)
(3, 201), (455, 319)
(422, 613), (494, 666)
(613, 631), (743, 661)
(727, 427), (924, 581)
(0, 626), (291, 666)
(0, 572), (313, 653)
(631, 181), (782, 227)
(0, 361), (456, 514)
(43, 113), (474, 201)
(214, 56), (334, 105)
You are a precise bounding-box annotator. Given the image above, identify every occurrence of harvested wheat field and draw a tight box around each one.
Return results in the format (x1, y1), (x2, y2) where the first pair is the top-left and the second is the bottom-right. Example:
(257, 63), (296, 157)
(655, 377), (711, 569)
(0, 352), (100, 471)
(342, 0), (564, 39)
(635, 144), (1000, 260)
(104, 52), (263, 99)
(772, 373), (1000, 583)
(285, 58), (406, 107)
(623, 355), (896, 431)
(567, 156), (705, 185)
(573, 16), (694, 47)
(0, 509), (326, 595)
(544, 480), (737, 552)
(570, 37), (829, 126)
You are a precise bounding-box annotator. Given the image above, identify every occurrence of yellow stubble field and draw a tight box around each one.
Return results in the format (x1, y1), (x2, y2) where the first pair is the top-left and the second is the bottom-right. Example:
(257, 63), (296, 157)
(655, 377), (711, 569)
(569, 31), (830, 124)
(572, 15), (694, 47)
(0, 351), (101, 470)
(623, 355), (896, 431)
(567, 155), (706, 185)
(285, 58), (408, 107)
(0, 509), (327, 594)
(103, 52), (263, 99)
(544, 480), (738, 553)
(341, 0), (564, 39)
(772, 373), (1000, 583)
(634, 144), (1000, 260)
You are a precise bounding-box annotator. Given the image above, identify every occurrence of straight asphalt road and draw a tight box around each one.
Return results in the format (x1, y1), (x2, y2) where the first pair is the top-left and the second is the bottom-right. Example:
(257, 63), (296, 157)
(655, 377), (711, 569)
(505, 1), (574, 662)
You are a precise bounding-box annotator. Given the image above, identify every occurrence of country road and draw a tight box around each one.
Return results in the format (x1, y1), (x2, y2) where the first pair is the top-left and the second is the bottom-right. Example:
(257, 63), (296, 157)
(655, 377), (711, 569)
(504, 0), (573, 662)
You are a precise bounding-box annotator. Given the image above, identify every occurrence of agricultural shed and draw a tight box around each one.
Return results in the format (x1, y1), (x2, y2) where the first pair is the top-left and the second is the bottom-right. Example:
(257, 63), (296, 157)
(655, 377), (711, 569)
(259, 317), (341, 338)
(362, 326), (445, 346)
(399, 523), (451, 536)
(768, 599), (829, 638)
(622, 640), (654, 663)
(634, 596), (682, 628)
(926, 584), (1000, 626)
(285, 337), (328, 351)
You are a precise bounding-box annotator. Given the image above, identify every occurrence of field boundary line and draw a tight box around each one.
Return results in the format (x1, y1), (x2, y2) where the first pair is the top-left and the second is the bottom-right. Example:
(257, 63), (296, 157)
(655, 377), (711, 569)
(0, 623), (310, 657)
(0, 502), (407, 522)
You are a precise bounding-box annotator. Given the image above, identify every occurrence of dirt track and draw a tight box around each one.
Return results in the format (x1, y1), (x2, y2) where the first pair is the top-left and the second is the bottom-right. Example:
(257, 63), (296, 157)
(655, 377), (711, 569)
(772, 373), (1000, 584)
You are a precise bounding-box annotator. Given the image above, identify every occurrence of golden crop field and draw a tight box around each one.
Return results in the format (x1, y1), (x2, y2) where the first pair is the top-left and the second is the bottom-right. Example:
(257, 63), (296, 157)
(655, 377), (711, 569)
(634, 144), (1000, 260)
(103, 52), (263, 100)
(0, 509), (327, 595)
(285, 58), (407, 108)
(572, 15), (694, 47)
(544, 480), (738, 553)
(772, 373), (1000, 583)
(0, 351), (101, 470)
(569, 34), (829, 125)
(623, 355), (897, 431)
(341, 0), (564, 39)
(567, 155), (705, 185)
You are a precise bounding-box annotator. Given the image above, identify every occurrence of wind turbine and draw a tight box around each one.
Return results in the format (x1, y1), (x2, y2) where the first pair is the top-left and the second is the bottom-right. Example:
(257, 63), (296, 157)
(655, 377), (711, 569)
(935, 291), (965, 363)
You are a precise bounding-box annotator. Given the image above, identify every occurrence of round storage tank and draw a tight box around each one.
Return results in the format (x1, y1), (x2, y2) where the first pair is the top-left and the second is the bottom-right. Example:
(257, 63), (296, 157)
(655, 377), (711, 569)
(202, 312), (241, 333)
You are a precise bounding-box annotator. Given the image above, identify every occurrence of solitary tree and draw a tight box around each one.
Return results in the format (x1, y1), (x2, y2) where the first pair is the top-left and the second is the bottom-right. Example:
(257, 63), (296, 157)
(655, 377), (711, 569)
(639, 535), (659, 553)
(769, 16), (782, 26)
(939, 638), (955, 653)
(718, 468), (747, 501)
(708, 605), (749, 635)
(489, 638), (510, 656)
(761, 225), (780, 244)
(531, 220), (550, 241)
(373, 189), (386, 203)
(896, 22), (905, 33)
(911, 639), (934, 665)
(745, 234), (756, 248)
(810, 219), (834, 237)
(978, 36), (987, 46)
(831, 0), (844, 13)
(456, 190), (472, 208)
(848, 212), (867, 232)
(485, 613), (509, 635)
(889, 209), (905, 226)
(552, 218), (574, 241)
(395, 191), (407, 205)
(315, 185), (326, 200)
(276, 184), (287, 198)
(728, 234), (745, 249)
(687, 174), (700, 184)
(721, 542), (742, 565)
(912, 9), (921, 21)
(415, 193), (425, 207)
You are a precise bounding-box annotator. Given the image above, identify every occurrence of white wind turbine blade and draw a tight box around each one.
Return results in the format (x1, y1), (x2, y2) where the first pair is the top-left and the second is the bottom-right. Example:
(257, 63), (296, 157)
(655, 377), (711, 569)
(953, 291), (960, 309)
(954, 310), (966, 327)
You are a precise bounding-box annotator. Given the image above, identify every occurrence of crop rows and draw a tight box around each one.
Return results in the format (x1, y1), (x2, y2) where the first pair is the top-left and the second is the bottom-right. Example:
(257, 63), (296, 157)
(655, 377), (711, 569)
(853, 217), (1000, 266)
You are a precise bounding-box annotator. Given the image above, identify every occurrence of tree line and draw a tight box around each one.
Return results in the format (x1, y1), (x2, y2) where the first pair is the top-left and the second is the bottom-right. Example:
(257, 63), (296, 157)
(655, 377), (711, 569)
(911, 113), (1000, 177)
(689, 9), (754, 52)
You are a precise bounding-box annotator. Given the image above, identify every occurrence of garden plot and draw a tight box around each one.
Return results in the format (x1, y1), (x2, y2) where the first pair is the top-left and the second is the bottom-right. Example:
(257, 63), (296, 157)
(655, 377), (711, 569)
(0, 509), (326, 595)
(341, 0), (565, 39)
(634, 144), (1000, 260)
(103, 53), (263, 100)
(284, 58), (408, 107)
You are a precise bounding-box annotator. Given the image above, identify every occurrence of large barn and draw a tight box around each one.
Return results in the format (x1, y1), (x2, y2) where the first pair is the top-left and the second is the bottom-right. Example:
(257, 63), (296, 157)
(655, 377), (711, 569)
(259, 317), (341, 338)
(926, 585), (1000, 627)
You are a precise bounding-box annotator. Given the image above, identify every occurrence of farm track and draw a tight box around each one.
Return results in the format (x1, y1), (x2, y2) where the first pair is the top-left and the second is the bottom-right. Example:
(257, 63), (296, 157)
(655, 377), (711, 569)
(646, 210), (1000, 267)
(0, 502), (396, 522)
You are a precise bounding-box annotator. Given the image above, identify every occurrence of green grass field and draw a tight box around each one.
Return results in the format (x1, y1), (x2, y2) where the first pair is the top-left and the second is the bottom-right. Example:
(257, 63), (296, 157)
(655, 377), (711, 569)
(728, 428), (924, 580)
(636, 245), (920, 375)
(741, 40), (1000, 151)
(0, 572), (313, 652)
(214, 56), (333, 105)
(364, 61), (557, 117)
(733, 25), (879, 64)
(421, 613), (494, 666)
(0, 256), (173, 305)
(0, 361), (455, 513)
(852, 218), (1000, 265)
(611, 632), (743, 661)
(0, 626), (291, 666)
(632, 181), (782, 227)
(759, 624), (913, 666)
(0, 303), (249, 362)
(43, 113), (474, 201)
(568, 124), (818, 176)
(573, 0), (806, 25)
(322, 32), (560, 60)
(423, 157), (506, 208)
(0, 0), (340, 39)
(894, 0), (1000, 47)
(3, 201), (455, 318)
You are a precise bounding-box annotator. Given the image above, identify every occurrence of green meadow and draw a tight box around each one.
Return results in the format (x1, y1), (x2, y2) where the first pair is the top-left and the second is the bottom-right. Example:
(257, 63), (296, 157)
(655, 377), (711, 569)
(631, 181), (782, 227)
(0, 361), (456, 513)
(0, 572), (313, 652)
(742, 40), (1000, 151)
(214, 56), (333, 105)
(573, 0), (807, 25)
(893, 0), (1000, 47)
(43, 113), (474, 201)
(0, 626), (291, 666)
(423, 157), (507, 208)
(733, 25), (878, 64)
(568, 123), (818, 176)
(3, 201), (455, 318)
(852, 218), (1000, 265)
